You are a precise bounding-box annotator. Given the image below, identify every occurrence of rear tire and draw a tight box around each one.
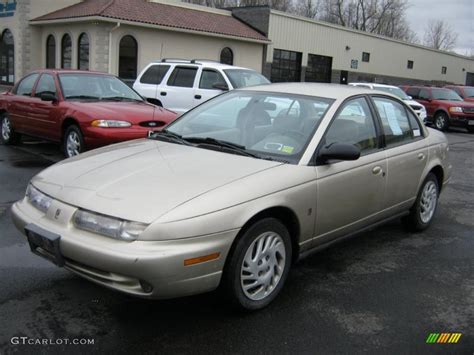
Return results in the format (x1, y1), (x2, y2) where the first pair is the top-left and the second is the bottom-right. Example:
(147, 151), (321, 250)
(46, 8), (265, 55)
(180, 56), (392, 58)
(62, 125), (84, 158)
(222, 218), (292, 311)
(467, 126), (474, 133)
(403, 173), (439, 232)
(434, 112), (449, 131)
(1, 113), (20, 145)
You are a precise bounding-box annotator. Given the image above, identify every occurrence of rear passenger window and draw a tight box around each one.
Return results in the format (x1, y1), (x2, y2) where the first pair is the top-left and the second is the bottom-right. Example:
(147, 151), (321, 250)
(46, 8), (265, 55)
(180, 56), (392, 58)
(373, 97), (415, 146)
(167, 66), (198, 88)
(15, 74), (39, 96)
(140, 65), (170, 85)
(324, 97), (378, 154)
(418, 89), (430, 100)
(199, 69), (226, 90)
(406, 88), (419, 99)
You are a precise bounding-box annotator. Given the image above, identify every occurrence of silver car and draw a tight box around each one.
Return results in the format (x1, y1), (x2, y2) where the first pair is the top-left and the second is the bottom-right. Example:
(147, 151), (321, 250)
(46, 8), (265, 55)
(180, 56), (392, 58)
(11, 83), (451, 310)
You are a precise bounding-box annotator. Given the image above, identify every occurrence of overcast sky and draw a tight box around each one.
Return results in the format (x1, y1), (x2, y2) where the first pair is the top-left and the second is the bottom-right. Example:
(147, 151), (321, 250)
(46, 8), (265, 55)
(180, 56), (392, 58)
(405, 0), (473, 56)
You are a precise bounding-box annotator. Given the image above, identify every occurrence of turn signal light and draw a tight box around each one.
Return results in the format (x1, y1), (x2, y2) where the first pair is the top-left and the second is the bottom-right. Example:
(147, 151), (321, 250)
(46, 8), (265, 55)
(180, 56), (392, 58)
(184, 252), (220, 266)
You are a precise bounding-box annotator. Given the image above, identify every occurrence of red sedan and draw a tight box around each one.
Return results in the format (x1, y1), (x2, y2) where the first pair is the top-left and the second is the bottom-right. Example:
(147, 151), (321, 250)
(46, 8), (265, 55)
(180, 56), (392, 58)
(0, 70), (177, 157)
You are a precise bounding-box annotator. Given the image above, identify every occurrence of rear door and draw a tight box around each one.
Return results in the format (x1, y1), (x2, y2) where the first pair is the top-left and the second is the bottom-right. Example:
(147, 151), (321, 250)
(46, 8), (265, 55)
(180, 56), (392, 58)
(8, 73), (40, 134)
(371, 96), (428, 212)
(134, 64), (170, 105)
(194, 68), (229, 107)
(161, 65), (199, 114)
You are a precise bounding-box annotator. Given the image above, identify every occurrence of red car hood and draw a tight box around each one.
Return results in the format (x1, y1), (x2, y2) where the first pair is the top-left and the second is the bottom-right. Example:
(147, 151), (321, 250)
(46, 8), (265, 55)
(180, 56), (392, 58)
(68, 101), (176, 124)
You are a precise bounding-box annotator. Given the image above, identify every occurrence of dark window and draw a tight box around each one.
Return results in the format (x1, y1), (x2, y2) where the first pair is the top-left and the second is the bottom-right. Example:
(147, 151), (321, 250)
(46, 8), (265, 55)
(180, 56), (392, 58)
(46, 35), (56, 69)
(78, 33), (89, 70)
(407, 60), (414, 69)
(325, 97), (378, 154)
(167, 66), (198, 88)
(61, 34), (72, 69)
(220, 47), (233, 65)
(441, 66), (447, 74)
(199, 69), (226, 90)
(406, 87), (420, 99)
(0, 29), (15, 85)
(362, 52), (370, 62)
(407, 110), (422, 135)
(419, 89), (430, 100)
(119, 35), (138, 80)
(35, 74), (57, 97)
(271, 49), (302, 83)
(305, 54), (332, 83)
(373, 97), (414, 147)
(139, 65), (170, 84)
(15, 73), (39, 96)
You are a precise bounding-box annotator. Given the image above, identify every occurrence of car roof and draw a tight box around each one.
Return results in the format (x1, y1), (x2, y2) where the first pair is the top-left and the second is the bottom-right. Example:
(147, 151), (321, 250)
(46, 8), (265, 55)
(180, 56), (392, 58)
(149, 60), (252, 71)
(239, 82), (378, 100)
(32, 69), (112, 76)
(350, 82), (400, 89)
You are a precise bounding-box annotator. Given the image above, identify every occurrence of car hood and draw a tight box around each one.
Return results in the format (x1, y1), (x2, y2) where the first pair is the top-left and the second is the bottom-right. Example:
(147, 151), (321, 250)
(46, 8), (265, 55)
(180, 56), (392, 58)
(404, 99), (424, 108)
(31, 140), (283, 223)
(67, 101), (176, 124)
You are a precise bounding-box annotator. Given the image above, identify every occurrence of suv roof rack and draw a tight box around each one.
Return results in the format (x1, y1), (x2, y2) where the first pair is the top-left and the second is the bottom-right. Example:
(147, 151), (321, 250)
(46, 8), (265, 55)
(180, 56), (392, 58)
(190, 59), (221, 64)
(159, 58), (201, 64)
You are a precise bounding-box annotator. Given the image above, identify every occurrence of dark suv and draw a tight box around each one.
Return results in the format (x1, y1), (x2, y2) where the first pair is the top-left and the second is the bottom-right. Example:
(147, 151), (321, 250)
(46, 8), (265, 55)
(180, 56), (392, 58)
(403, 86), (474, 132)
(444, 85), (474, 103)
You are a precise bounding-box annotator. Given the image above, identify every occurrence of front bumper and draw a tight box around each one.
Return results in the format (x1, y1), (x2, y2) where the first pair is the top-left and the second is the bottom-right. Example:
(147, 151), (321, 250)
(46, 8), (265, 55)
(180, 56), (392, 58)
(81, 126), (163, 149)
(11, 198), (238, 299)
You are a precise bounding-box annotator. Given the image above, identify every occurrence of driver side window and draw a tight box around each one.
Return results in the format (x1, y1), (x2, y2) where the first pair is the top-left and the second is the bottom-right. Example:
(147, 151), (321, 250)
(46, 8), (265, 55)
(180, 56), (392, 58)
(324, 97), (378, 154)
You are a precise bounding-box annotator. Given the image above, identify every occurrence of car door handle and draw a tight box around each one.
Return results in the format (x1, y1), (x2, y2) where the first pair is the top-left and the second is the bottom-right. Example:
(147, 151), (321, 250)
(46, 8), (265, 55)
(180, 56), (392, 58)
(418, 153), (425, 160)
(195, 95), (202, 100)
(160, 92), (167, 96)
(372, 166), (382, 175)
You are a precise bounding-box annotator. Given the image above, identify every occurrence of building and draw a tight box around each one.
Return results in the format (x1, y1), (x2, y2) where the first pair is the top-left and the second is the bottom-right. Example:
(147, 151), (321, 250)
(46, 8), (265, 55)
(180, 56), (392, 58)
(1, 0), (473, 88)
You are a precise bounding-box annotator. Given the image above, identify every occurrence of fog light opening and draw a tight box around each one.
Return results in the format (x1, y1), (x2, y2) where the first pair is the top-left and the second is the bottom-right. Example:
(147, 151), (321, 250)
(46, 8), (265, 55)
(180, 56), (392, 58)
(140, 280), (154, 293)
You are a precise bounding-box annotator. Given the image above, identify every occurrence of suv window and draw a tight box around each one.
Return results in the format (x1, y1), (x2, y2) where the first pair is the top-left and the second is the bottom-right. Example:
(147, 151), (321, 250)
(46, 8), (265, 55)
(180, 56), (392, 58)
(35, 74), (57, 97)
(15, 74), (39, 96)
(199, 69), (226, 90)
(418, 89), (430, 100)
(324, 97), (378, 154)
(373, 97), (414, 146)
(167, 66), (198, 88)
(140, 65), (170, 85)
(406, 87), (420, 99)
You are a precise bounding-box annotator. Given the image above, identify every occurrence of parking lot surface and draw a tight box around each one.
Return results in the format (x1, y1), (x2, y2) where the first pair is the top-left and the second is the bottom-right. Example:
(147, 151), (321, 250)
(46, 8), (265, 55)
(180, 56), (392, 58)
(0, 131), (473, 355)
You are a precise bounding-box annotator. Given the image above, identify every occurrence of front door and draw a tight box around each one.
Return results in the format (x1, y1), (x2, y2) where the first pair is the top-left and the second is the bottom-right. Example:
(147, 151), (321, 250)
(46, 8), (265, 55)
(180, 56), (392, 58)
(193, 68), (229, 107)
(314, 96), (387, 244)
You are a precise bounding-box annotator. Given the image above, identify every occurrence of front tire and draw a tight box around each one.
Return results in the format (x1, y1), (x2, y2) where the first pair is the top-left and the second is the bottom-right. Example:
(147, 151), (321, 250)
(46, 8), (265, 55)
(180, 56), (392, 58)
(467, 126), (474, 133)
(1, 113), (20, 145)
(223, 218), (292, 311)
(403, 173), (439, 232)
(434, 112), (449, 131)
(63, 125), (84, 158)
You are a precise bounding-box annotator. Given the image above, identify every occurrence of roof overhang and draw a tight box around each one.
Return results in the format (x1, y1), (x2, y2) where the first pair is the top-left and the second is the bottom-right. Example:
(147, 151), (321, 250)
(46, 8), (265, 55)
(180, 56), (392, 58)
(30, 16), (271, 44)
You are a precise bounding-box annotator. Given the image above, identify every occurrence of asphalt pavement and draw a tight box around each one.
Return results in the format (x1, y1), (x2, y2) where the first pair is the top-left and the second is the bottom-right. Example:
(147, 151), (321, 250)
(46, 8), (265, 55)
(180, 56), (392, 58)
(0, 130), (473, 355)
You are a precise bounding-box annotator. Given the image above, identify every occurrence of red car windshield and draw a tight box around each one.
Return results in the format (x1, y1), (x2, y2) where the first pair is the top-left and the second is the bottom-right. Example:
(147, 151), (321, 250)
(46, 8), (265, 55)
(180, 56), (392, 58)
(59, 74), (143, 102)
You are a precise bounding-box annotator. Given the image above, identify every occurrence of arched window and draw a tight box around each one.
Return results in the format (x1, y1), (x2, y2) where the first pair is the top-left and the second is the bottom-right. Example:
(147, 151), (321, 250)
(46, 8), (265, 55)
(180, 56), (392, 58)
(77, 33), (89, 70)
(119, 35), (138, 81)
(61, 34), (72, 69)
(46, 35), (56, 69)
(220, 47), (233, 65)
(0, 29), (15, 85)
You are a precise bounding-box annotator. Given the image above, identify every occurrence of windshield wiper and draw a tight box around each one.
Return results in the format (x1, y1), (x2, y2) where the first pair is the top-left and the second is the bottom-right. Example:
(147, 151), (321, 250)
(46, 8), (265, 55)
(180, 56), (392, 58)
(65, 95), (100, 100)
(149, 130), (191, 145)
(184, 137), (263, 159)
(101, 96), (142, 102)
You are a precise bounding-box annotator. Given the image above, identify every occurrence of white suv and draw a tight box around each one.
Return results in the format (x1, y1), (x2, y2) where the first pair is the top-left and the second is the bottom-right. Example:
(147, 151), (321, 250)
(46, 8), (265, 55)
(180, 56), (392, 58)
(133, 59), (270, 114)
(349, 83), (427, 121)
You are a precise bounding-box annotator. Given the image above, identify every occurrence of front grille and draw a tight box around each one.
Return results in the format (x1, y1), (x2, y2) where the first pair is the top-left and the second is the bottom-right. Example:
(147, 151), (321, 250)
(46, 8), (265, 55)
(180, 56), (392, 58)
(139, 121), (166, 128)
(462, 107), (474, 114)
(410, 105), (422, 111)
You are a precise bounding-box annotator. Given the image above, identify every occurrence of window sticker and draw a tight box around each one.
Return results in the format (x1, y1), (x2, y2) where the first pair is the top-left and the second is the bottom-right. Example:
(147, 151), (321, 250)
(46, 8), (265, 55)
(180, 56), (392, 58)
(281, 145), (295, 154)
(413, 129), (421, 137)
(381, 102), (403, 135)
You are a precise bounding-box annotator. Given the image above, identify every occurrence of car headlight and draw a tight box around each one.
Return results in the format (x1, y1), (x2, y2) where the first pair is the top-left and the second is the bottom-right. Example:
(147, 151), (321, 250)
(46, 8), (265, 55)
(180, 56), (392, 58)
(448, 107), (463, 113)
(91, 120), (132, 128)
(26, 184), (53, 213)
(73, 209), (147, 241)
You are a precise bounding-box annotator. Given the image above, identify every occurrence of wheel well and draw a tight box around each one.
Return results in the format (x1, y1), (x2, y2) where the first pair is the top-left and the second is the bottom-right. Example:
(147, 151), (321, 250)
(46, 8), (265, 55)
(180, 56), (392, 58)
(231, 207), (301, 264)
(430, 165), (444, 192)
(0, 109), (6, 117)
(61, 117), (79, 138)
(434, 109), (449, 119)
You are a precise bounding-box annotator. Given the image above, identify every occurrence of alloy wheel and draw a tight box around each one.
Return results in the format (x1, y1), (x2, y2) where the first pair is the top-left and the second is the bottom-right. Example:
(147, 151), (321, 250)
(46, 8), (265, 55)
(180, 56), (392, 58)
(435, 115), (446, 130)
(66, 131), (81, 157)
(240, 231), (286, 301)
(419, 181), (437, 224)
(1, 116), (11, 141)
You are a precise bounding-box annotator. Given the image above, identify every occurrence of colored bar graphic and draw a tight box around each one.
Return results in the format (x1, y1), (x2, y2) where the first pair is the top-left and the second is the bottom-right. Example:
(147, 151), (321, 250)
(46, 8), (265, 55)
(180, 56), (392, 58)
(426, 333), (462, 344)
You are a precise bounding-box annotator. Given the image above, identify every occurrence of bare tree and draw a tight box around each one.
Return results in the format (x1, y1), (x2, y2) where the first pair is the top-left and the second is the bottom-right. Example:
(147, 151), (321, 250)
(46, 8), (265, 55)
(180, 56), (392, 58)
(294, 0), (320, 18)
(423, 19), (458, 51)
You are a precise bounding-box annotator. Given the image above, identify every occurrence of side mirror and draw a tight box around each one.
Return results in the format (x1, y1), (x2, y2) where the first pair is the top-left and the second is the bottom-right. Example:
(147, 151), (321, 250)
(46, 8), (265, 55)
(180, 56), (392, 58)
(212, 83), (229, 91)
(318, 143), (360, 163)
(407, 95), (413, 99)
(40, 92), (57, 102)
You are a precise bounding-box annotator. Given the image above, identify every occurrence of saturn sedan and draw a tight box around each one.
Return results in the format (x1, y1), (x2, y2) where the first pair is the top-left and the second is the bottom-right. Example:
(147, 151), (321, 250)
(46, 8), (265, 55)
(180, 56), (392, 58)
(11, 83), (451, 310)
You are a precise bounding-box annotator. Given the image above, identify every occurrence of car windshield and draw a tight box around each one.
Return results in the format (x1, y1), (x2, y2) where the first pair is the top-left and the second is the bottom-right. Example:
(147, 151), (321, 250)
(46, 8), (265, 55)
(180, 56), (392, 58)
(375, 86), (410, 100)
(164, 90), (333, 164)
(431, 88), (463, 101)
(59, 74), (143, 101)
(224, 69), (270, 89)
(463, 87), (474, 98)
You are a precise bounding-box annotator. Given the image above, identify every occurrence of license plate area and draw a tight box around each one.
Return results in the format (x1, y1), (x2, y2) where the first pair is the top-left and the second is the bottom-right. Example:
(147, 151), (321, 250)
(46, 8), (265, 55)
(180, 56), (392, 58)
(25, 224), (65, 266)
